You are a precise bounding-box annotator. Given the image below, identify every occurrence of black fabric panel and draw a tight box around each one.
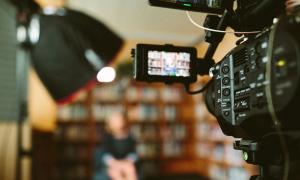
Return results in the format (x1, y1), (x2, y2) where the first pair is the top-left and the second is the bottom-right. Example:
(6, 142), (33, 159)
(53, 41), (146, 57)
(66, 9), (124, 63)
(31, 9), (124, 102)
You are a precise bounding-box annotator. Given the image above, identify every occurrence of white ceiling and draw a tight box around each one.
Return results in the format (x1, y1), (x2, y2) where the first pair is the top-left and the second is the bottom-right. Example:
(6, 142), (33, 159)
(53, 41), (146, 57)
(67, 0), (207, 45)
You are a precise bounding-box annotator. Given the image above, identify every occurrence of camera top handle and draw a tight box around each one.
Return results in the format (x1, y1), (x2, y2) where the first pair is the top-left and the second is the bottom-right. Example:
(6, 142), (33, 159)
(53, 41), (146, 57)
(184, 10), (231, 94)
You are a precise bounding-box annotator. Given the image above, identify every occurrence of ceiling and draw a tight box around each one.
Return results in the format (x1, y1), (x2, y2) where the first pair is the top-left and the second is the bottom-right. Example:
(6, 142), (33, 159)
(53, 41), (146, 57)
(67, 0), (207, 45)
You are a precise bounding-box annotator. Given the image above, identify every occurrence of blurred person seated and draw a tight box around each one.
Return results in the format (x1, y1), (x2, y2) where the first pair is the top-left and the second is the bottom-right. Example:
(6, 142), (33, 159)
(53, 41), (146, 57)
(94, 110), (140, 180)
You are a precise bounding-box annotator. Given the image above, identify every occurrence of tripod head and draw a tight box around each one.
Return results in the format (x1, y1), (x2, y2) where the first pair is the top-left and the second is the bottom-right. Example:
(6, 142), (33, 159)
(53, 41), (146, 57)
(234, 133), (300, 180)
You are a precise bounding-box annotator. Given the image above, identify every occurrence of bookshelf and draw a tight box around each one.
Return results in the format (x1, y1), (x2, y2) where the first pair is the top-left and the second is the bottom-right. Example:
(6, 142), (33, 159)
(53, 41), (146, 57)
(53, 77), (257, 179)
(53, 91), (94, 180)
(53, 78), (196, 179)
(193, 89), (258, 180)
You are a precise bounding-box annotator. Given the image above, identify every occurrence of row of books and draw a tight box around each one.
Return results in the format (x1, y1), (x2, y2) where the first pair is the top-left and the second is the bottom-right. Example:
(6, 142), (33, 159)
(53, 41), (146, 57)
(136, 141), (185, 158)
(53, 165), (88, 179)
(55, 125), (91, 142)
(57, 104), (88, 120)
(162, 141), (184, 157)
(136, 142), (159, 158)
(164, 106), (177, 121)
(92, 81), (183, 102)
(196, 142), (244, 166)
(56, 145), (89, 160)
(131, 125), (158, 141)
(126, 87), (159, 102)
(58, 100), (183, 123)
(125, 87), (182, 103)
(92, 104), (123, 121)
(57, 104), (179, 122)
(127, 104), (180, 122)
(93, 83), (123, 102)
(55, 122), (187, 144)
(127, 105), (159, 121)
(195, 121), (232, 142)
(130, 124), (187, 141)
(161, 124), (187, 141)
(194, 101), (211, 121)
(209, 165), (250, 180)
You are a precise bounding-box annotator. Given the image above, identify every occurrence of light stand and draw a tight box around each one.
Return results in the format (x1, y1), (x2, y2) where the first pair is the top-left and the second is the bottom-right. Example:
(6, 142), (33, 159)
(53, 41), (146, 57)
(15, 3), (35, 179)
(15, 42), (31, 180)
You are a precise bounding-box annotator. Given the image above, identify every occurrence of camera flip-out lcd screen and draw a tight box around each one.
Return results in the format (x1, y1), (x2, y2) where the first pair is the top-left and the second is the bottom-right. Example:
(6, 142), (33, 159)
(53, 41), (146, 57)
(133, 44), (197, 83)
(147, 51), (191, 77)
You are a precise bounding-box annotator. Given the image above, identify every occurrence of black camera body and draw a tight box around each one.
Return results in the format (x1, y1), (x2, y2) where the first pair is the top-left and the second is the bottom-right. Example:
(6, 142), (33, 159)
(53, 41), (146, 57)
(132, 0), (300, 140)
(205, 18), (300, 139)
(205, 31), (272, 139)
(133, 16), (300, 139)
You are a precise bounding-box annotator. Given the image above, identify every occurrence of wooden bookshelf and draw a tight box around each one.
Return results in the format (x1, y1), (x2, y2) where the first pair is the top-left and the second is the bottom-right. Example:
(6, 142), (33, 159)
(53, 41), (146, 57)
(52, 78), (197, 179)
(52, 77), (258, 179)
(193, 90), (258, 179)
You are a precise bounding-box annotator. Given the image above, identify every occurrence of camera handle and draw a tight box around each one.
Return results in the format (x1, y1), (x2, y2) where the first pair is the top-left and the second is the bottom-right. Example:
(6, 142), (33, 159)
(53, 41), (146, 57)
(203, 9), (231, 60)
(184, 10), (231, 94)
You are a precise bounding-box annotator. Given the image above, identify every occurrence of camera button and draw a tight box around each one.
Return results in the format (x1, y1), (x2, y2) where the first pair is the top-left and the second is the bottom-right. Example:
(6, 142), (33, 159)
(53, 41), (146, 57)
(222, 66), (230, 74)
(256, 43), (261, 52)
(223, 88), (230, 96)
(224, 111), (230, 117)
(222, 77), (230, 85)
(227, 101), (231, 107)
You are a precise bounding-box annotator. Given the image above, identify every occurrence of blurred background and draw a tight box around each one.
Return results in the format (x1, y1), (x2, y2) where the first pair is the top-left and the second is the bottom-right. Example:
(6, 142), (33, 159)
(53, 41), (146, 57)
(0, 0), (257, 180)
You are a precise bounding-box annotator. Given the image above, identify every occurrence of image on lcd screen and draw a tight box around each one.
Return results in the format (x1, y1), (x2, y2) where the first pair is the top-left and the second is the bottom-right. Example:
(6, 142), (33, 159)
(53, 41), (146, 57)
(147, 51), (191, 77)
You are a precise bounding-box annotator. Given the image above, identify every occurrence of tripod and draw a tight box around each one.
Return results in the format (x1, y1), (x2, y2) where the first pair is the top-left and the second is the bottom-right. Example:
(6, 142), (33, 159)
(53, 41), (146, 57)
(234, 133), (300, 180)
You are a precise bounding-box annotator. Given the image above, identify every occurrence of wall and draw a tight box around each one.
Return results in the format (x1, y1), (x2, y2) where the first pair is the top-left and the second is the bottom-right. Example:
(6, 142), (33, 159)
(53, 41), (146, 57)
(0, 123), (17, 180)
(196, 29), (239, 61)
(29, 69), (57, 132)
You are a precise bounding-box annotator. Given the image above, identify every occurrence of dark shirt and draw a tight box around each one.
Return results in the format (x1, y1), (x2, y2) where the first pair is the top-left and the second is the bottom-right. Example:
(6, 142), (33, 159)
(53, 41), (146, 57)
(93, 133), (141, 180)
(102, 133), (137, 161)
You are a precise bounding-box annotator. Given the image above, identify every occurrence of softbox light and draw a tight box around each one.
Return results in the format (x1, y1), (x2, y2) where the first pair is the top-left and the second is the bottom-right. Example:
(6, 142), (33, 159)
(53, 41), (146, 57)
(30, 8), (124, 104)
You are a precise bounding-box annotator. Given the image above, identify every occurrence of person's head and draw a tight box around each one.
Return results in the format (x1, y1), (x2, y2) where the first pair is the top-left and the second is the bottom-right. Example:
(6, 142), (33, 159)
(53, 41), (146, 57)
(106, 110), (129, 137)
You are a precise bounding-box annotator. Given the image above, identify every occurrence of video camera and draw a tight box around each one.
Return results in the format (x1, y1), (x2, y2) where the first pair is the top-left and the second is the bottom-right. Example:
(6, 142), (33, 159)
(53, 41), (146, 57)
(132, 0), (300, 179)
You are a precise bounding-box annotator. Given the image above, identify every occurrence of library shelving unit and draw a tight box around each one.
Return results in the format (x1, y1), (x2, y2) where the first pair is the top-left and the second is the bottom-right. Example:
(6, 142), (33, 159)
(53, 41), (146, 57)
(54, 91), (94, 180)
(192, 79), (258, 180)
(53, 77), (258, 179)
(92, 79), (197, 175)
(53, 78), (197, 179)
